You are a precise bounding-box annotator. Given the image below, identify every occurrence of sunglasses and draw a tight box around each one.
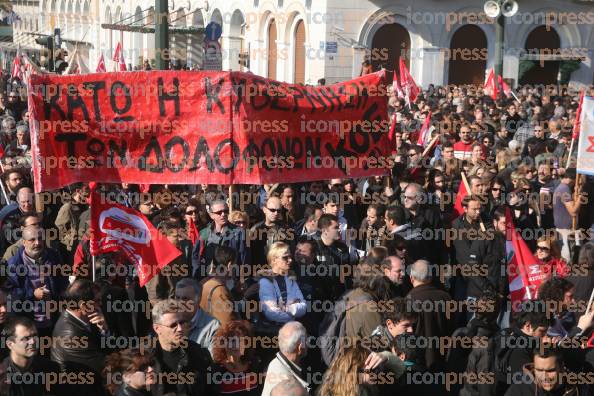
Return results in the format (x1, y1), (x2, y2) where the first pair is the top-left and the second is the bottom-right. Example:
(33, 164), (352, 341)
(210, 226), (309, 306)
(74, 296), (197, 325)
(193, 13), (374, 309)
(234, 221), (246, 225)
(396, 246), (407, 250)
(159, 320), (188, 329)
(185, 210), (196, 215)
(266, 207), (282, 213)
(536, 246), (550, 252)
(212, 210), (229, 215)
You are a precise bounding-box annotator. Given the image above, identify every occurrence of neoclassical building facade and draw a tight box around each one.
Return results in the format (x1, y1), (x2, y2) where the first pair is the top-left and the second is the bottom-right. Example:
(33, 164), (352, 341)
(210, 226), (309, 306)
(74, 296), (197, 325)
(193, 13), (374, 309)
(8, 0), (594, 87)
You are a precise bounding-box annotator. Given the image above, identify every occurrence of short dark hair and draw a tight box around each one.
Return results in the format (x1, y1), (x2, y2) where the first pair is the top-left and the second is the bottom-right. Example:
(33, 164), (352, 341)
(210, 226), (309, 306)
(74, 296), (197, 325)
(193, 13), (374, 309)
(302, 204), (322, 222)
(392, 333), (419, 362)
(64, 278), (95, 305)
(214, 245), (236, 268)
(512, 301), (552, 329)
(1, 316), (36, 340)
(318, 213), (338, 230)
(492, 206), (506, 222)
(383, 297), (417, 325)
(19, 211), (40, 227)
(385, 206), (405, 225)
(532, 347), (563, 367)
(538, 278), (575, 303)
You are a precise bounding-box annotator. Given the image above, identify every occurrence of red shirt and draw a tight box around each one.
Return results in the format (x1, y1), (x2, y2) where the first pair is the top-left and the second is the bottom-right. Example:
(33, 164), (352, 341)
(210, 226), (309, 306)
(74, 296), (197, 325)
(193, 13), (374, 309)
(453, 140), (475, 160)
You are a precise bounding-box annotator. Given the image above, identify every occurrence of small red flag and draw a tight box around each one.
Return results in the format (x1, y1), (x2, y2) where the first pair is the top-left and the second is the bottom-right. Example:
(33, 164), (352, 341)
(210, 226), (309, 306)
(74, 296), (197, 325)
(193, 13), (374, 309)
(388, 113), (397, 146)
(187, 217), (199, 245)
(96, 54), (107, 73)
(11, 53), (22, 80)
(399, 58), (419, 105)
(392, 71), (404, 99)
(505, 208), (547, 310)
(452, 178), (468, 219)
(89, 186), (181, 287)
(498, 75), (512, 96)
(484, 68), (498, 100)
(416, 111), (432, 146)
(112, 42), (122, 62)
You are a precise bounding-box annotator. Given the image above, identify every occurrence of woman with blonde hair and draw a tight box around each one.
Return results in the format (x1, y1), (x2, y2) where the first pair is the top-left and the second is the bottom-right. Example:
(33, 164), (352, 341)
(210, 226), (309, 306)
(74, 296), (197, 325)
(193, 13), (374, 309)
(229, 210), (249, 230)
(317, 340), (401, 396)
(257, 242), (306, 324)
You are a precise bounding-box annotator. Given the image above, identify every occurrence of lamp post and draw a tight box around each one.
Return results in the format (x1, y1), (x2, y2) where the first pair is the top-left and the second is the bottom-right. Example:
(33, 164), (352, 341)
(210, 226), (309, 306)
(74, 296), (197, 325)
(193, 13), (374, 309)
(484, 0), (518, 86)
(155, 0), (169, 70)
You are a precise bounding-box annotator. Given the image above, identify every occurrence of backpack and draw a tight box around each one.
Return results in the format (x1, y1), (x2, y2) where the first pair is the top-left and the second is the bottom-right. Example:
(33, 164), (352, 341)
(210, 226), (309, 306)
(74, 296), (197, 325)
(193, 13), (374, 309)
(318, 290), (370, 367)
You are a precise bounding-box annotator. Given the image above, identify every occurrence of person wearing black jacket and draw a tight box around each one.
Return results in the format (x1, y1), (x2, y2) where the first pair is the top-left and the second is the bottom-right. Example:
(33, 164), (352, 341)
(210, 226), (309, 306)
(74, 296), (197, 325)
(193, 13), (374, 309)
(494, 306), (552, 396)
(451, 195), (492, 325)
(51, 279), (108, 396)
(248, 196), (294, 269)
(150, 299), (214, 396)
(314, 214), (353, 301)
(504, 349), (589, 396)
(402, 183), (445, 265)
(3, 316), (68, 396)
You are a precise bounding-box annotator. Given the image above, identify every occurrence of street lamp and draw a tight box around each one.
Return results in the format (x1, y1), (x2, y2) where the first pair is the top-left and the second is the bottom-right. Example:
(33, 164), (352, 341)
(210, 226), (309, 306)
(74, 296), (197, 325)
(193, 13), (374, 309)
(484, 0), (518, 85)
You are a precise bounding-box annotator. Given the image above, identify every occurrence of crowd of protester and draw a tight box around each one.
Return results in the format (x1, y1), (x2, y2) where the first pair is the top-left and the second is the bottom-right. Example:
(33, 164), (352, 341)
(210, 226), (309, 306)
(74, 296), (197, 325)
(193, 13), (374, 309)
(0, 67), (593, 396)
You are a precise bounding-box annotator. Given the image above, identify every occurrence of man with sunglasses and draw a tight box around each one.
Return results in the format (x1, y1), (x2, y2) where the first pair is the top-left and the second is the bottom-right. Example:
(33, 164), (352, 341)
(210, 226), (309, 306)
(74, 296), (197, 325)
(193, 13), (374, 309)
(151, 299), (214, 395)
(249, 196), (293, 269)
(192, 199), (249, 281)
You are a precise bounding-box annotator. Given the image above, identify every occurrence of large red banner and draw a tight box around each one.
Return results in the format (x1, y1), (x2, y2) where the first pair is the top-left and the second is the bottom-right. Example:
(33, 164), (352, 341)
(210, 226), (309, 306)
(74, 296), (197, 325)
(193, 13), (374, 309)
(28, 70), (391, 192)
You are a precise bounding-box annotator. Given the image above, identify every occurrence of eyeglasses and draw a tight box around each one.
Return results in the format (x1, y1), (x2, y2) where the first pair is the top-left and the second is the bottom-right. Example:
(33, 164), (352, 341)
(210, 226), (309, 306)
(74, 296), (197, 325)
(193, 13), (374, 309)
(536, 246), (550, 252)
(158, 320), (188, 329)
(211, 209), (229, 215)
(266, 207), (282, 213)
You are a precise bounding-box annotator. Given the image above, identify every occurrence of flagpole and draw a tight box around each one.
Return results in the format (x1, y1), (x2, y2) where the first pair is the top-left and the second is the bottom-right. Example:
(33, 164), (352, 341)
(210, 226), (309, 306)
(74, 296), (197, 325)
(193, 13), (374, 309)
(422, 135), (439, 157)
(566, 137), (576, 169)
(510, 90), (520, 103)
(0, 161), (11, 204)
(586, 287), (594, 314)
(92, 254), (96, 282)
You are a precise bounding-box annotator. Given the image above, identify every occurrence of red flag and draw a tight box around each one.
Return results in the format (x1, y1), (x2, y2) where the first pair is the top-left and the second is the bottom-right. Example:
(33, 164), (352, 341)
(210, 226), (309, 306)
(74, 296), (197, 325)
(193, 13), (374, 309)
(392, 71), (404, 99)
(187, 217), (199, 245)
(417, 112), (432, 146)
(505, 208), (547, 310)
(484, 68), (498, 100)
(89, 186), (181, 287)
(11, 53), (22, 80)
(572, 90), (585, 140)
(388, 113), (397, 146)
(96, 54), (106, 73)
(112, 42), (122, 62)
(118, 47), (127, 72)
(498, 75), (512, 96)
(112, 42), (127, 71)
(399, 58), (419, 105)
(452, 177), (468, 218)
